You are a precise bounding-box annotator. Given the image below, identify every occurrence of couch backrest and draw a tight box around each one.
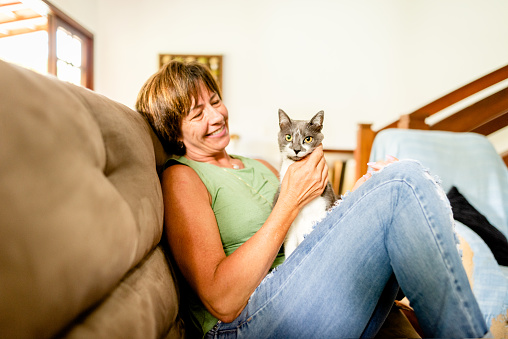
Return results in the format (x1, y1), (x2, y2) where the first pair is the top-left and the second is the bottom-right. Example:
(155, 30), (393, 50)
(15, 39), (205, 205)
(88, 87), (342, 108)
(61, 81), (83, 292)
(0, 60), (171, 338)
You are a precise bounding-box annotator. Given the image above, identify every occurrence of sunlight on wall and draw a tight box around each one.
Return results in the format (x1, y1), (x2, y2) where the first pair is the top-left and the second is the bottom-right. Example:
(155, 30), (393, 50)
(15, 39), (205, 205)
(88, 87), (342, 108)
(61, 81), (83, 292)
(0, 30), (48, 74)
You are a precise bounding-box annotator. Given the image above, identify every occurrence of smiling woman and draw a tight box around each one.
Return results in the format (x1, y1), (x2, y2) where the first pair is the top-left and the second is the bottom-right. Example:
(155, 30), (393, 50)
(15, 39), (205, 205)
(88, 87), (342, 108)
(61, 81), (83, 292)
(136, 60), (224, 158)
(135, 60), (490, 338)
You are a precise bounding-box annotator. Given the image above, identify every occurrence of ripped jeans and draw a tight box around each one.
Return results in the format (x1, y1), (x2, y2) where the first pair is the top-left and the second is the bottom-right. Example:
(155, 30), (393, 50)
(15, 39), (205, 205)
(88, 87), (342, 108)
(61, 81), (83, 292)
(205, 160), (488, 338)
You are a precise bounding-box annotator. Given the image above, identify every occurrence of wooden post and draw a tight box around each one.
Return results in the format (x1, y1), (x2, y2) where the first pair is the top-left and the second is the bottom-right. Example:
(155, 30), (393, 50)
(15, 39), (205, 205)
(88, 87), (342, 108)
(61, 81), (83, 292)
(397, 114), (430, 130)
(355, 123), (376, 180)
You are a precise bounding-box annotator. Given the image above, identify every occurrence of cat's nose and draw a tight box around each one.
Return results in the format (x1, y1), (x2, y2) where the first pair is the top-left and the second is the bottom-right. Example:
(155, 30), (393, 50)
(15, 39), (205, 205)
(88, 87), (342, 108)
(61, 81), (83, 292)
(294, 150), (300, 155)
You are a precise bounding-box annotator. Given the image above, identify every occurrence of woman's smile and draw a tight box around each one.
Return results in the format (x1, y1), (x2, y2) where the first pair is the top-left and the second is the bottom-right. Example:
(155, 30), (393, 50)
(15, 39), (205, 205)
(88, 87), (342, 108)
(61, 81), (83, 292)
(208, 125), (227, 138)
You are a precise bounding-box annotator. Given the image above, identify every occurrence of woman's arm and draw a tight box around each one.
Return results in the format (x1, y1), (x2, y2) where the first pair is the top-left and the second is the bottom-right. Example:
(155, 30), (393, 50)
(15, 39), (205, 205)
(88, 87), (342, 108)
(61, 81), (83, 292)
(163, 147), (328, 322)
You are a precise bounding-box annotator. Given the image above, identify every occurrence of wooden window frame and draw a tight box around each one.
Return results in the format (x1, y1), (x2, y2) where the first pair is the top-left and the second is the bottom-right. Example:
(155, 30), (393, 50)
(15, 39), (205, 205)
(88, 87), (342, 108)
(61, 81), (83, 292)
(45, 0), (93, 89)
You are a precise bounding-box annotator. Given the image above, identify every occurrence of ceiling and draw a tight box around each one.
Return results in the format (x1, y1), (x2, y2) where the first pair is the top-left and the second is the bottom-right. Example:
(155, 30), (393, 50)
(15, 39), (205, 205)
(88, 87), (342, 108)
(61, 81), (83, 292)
(0, 1), (48, 38)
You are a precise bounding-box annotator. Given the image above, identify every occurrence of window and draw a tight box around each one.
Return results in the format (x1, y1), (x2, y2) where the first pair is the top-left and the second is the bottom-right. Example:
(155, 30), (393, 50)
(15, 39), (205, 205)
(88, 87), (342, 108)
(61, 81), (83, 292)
(56, 26), (82, 85)
(0, 0), (93, 89)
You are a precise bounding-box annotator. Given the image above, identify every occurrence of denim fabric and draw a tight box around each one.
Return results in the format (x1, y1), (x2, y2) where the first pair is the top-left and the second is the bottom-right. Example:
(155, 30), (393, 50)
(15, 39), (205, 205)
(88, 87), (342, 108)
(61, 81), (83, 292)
(205, 160), (488, 338)
(370, 129), (508, 325)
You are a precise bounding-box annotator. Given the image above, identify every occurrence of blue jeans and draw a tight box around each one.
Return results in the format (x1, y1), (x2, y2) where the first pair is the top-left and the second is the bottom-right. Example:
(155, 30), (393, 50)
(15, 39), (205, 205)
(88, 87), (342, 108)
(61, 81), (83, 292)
(205, 160), (488, 338)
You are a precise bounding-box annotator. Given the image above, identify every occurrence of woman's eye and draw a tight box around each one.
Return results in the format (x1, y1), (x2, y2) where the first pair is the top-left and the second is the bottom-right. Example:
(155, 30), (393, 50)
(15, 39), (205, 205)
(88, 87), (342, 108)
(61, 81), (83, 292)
(285, 134), (292, 142)
(210, 93), (221, 106)
(191, 111), (203, 120)
(304, 136), (313, 143)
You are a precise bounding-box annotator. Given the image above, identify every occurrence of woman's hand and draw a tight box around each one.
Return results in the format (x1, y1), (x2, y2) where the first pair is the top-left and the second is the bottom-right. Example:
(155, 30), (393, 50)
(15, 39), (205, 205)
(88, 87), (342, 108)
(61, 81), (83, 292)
(278, 145), (329, 210)
(351, 155), (399, 191)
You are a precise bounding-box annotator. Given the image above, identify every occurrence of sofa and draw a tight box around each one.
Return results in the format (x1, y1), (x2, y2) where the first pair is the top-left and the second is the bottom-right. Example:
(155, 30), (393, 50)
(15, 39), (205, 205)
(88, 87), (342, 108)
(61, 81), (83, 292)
(0, 60), (184, 338)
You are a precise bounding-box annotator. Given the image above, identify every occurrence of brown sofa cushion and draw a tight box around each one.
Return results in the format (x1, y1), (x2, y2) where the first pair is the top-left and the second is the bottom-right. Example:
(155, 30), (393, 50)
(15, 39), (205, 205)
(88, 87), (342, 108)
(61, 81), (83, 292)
(0, 60), (179, 338)
(61, 247), (183, 339)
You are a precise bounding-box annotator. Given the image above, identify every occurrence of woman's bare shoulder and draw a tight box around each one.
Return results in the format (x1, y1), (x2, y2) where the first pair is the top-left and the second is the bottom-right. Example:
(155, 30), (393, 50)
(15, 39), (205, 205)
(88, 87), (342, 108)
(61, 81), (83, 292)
(162, 163), (211, 203)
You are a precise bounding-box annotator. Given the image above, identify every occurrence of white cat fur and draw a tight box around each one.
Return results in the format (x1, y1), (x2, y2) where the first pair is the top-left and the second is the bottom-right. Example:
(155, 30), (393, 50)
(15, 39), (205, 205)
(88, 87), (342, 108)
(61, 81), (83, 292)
(279, 149), (329, 258)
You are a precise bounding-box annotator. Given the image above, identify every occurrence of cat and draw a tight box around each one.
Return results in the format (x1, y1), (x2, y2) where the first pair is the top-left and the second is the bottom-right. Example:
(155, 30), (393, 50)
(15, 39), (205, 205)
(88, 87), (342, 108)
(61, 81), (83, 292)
(273, 109), (337, 258)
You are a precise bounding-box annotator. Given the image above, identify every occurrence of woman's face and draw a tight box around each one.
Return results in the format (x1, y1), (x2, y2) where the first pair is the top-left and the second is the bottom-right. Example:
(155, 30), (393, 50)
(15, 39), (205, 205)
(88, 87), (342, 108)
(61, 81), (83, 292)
(180, 83), (230, 157)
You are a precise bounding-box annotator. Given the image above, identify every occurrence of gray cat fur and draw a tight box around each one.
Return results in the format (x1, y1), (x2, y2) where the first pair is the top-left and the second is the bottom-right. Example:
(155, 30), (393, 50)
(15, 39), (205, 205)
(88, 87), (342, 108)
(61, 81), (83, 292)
(272, 109), (337, 208)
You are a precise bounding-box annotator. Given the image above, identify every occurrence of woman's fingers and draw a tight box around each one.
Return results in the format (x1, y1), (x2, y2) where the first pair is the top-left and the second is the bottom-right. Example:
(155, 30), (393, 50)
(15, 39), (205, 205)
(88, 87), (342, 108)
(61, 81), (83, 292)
(308, 144), (324, 166)
(312, 146), (328, 191)
(280, 145), (328, 208)
(352, 155), (399, 191)
(367, 155), (399, 171)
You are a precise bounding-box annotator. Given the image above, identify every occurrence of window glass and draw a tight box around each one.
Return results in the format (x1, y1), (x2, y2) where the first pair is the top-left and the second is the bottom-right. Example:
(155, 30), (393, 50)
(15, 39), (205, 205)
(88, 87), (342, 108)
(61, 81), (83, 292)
(56, 26), (82, 85)
(0, 30), (48, 74)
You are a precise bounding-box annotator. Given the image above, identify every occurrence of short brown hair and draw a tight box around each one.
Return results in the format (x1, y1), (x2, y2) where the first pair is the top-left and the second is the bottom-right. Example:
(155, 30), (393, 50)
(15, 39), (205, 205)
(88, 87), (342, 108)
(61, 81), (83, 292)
(135, 60), (222, 156)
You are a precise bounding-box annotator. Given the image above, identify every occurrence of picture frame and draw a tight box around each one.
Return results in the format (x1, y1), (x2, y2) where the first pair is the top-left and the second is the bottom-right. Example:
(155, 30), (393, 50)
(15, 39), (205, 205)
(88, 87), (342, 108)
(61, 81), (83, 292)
(159, 54), (223, 91)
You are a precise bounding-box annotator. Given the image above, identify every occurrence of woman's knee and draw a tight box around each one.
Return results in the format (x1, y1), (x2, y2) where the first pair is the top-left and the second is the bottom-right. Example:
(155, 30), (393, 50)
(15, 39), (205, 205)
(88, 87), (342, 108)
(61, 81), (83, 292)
(382, 159), (424, 174)
(377, 159), (451, 208)
(375, 159), (431, 183)
(372, 160), (446, 197)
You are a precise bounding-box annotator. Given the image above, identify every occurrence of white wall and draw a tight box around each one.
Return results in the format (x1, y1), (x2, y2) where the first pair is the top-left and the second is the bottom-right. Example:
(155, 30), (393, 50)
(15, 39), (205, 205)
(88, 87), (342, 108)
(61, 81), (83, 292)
(51, 0), (508, 165)
(49, 0), (97, 33)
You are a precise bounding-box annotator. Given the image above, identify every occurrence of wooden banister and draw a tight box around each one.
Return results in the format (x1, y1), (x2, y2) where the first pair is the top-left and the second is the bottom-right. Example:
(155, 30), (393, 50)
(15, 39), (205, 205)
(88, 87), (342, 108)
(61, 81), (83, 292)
(355, 64), (508, 179)
(393, 64), (508, 134)
(502, 150), (508, 167)
(408, 65), (508, 119)
(431, 87), (508, 133)
(473, 112), (508, 136)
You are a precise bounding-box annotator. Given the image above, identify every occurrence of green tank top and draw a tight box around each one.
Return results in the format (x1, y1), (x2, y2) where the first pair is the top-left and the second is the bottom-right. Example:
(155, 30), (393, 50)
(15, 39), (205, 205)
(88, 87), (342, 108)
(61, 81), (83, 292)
(166, 155), (285, 336)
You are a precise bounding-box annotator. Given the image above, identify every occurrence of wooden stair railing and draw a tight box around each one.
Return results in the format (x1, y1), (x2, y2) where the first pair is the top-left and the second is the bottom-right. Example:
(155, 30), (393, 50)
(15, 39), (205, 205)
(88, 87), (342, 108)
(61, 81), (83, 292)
(431, 87), (508, 134)
(355, 64), (508, 180)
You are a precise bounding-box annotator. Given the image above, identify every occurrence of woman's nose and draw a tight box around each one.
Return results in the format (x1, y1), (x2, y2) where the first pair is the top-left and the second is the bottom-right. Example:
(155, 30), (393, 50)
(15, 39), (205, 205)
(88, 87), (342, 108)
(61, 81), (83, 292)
(206, 106), (223, 124)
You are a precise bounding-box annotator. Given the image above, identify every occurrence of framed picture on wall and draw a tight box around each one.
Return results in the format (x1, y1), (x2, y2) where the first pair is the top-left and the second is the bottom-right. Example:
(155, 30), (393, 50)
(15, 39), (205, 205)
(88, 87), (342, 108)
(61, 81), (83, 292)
(159, 54), (223, 91)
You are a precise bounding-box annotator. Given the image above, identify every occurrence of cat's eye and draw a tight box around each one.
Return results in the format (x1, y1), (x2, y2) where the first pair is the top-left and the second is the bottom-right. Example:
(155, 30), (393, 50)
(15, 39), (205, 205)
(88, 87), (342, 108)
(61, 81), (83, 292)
(304, 136), (313, 143)
(285, 134), (293, 142)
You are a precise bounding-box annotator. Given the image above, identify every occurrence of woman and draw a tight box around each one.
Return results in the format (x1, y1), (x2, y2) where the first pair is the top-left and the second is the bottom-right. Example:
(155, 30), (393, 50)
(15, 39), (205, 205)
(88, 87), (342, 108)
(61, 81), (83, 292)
(136, 61), (488, 338)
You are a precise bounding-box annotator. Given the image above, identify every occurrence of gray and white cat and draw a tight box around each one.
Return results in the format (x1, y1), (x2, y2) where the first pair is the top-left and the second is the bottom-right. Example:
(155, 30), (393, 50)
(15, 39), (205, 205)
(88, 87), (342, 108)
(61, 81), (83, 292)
(273, 109), (337, 258)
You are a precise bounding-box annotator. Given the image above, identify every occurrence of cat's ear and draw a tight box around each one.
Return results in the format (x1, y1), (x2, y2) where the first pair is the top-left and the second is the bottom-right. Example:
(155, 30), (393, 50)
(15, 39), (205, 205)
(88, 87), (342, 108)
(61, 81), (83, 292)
(278, 109), (291, 129)
(310, 110), (324, 131)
